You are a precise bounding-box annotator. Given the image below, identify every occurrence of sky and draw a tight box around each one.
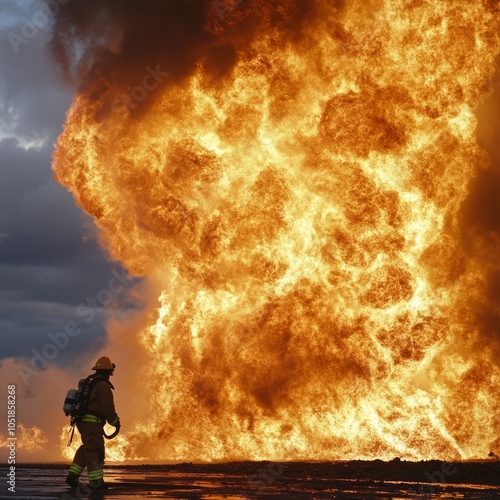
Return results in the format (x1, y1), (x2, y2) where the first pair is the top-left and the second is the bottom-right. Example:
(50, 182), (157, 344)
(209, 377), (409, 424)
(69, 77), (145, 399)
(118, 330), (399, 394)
(0, 0), (139, 373)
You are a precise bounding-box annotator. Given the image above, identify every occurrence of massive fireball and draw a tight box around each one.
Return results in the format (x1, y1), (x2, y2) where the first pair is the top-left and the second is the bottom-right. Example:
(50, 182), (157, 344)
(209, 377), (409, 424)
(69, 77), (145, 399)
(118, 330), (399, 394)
(53, 0), (500, 461)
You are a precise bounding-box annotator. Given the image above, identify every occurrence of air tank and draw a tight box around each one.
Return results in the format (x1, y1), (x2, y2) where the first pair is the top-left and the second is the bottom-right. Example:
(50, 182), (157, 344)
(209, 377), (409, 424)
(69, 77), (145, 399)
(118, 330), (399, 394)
(63, 389), (77, 416)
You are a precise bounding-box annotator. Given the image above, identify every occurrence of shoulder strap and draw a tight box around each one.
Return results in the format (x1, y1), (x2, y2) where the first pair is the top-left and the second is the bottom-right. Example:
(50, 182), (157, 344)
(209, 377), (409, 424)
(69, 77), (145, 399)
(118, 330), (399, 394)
(78, 375), (114, 419)
(89, 375), (114, 391)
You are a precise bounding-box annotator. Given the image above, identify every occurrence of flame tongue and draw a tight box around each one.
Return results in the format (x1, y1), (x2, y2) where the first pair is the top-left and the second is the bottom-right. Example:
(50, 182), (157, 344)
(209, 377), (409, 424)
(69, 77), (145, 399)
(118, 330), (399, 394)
(54, 0), (500, 461)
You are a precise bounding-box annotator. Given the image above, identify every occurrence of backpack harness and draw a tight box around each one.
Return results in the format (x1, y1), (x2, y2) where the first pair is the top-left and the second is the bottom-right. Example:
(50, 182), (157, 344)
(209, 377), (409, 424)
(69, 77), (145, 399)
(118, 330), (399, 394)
(65, 374), (117, 446)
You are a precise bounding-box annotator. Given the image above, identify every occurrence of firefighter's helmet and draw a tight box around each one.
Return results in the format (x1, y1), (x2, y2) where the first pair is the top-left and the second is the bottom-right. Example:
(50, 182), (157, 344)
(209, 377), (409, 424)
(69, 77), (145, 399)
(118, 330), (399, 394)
(92, 356), (116, 371)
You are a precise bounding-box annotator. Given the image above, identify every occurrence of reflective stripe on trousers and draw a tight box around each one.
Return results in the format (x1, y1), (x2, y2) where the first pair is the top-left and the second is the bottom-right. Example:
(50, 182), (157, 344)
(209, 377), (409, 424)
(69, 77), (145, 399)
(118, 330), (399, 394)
(69, 463), (83, 476)
(88, 469), (104, 481)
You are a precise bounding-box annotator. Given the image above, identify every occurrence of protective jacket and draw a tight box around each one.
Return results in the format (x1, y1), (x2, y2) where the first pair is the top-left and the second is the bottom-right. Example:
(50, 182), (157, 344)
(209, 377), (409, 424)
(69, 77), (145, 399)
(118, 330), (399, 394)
(86, 377), (119, 425)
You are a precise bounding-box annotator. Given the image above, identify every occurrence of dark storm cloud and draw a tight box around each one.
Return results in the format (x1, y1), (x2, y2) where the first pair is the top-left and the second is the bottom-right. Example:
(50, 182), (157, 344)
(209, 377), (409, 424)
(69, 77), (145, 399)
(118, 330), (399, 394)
(0, 136), (137, 363)
(0, 295), (107, 367)
(0, 14), (72, 143)
(0, 2), (140, 366)
(0, 138), (48, 221)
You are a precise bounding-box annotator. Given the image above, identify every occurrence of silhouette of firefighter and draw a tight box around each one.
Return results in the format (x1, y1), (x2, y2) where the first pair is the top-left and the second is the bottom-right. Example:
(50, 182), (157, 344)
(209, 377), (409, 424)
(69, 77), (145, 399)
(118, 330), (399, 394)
(64, 356), (120, 490)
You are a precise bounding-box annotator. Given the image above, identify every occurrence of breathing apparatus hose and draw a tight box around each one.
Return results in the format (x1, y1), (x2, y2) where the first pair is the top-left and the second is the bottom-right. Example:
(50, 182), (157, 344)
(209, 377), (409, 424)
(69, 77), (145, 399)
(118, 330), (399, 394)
(104, 426), (120, 440)
(67, 424), (76, 447)
(67, 422), (119, 446)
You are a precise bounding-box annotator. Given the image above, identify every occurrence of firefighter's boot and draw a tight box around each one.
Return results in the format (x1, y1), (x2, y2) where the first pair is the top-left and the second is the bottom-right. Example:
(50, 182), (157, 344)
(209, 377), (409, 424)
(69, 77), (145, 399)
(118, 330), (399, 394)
(65, 472), (81, 488)
(89, 479), (110, 490)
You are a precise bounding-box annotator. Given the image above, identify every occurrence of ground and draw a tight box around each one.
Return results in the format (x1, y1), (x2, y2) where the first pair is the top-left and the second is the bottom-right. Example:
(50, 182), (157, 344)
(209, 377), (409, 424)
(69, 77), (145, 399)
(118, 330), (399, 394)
(1, 460), (499, 499)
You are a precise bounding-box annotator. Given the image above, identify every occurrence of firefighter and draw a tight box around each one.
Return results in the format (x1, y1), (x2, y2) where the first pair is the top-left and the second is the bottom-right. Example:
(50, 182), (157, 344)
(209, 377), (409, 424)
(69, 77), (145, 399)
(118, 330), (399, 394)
(65, 356), (120, 490)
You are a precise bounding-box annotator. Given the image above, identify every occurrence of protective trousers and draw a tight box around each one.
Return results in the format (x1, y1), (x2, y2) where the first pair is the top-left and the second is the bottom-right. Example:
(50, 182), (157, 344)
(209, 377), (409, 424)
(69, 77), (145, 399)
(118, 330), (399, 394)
(68, 422), (105, 483)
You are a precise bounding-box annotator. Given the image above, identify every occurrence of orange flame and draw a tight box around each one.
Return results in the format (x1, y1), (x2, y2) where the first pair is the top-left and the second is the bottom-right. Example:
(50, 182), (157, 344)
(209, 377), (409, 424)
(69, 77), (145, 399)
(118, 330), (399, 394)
(60, 424), (142, 462)
(0, 424), (48, 454)
(53, 0), (500, 461)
